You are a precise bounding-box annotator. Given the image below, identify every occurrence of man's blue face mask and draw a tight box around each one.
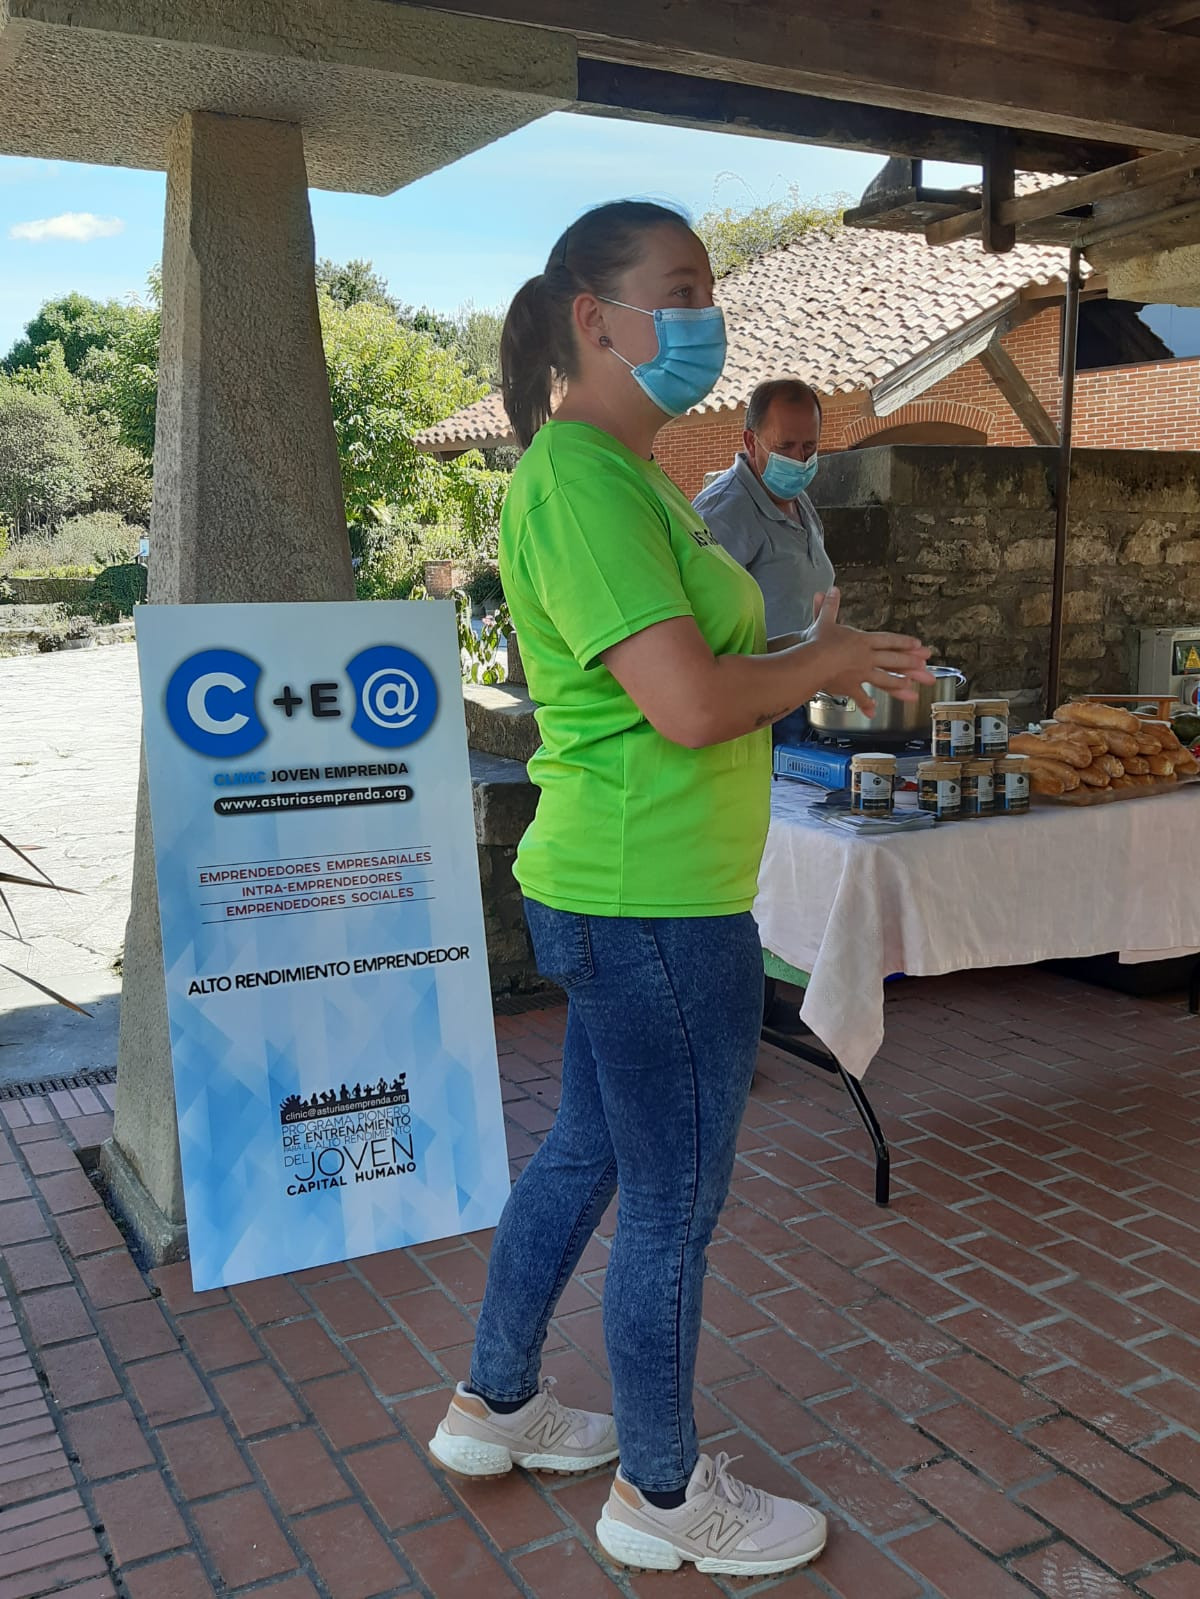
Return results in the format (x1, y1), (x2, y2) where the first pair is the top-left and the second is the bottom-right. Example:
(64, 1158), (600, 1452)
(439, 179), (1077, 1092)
(760, 449), (819, 500)
(599, 297), (727, 417)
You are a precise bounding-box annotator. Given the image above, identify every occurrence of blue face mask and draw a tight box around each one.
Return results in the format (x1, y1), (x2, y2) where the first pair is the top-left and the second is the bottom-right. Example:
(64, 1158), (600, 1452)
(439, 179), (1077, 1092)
(760, 449), (819, 500)
(599, 298), (727, 417)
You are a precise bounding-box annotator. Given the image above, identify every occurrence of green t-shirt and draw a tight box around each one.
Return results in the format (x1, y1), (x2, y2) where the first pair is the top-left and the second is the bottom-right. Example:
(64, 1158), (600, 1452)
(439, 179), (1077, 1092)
(499, 420), (771, 917)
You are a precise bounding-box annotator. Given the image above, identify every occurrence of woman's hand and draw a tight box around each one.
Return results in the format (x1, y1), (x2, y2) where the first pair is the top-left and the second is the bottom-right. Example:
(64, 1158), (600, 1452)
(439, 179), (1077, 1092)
(806, 589), (934, 716)
(600, 594), (934, 750)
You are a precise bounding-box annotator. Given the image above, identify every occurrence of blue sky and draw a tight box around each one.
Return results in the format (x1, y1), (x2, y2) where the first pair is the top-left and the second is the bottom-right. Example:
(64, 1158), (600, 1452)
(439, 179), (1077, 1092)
(0, 111), (977, 354)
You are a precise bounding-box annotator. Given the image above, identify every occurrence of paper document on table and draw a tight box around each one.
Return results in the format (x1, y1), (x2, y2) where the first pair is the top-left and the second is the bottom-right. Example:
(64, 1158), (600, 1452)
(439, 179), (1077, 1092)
(819, 810), (936, 837)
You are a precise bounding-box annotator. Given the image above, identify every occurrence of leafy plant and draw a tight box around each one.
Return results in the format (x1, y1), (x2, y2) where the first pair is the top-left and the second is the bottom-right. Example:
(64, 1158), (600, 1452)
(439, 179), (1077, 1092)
(695, 189), (847, 279)
(0, 380), (89, 535)
(58, 510), (144, 568)
(0, 832), (89, 1014)
(319, 294), (488, 533)
(455, 590), (509, 685)
(88, 560), (147, 621)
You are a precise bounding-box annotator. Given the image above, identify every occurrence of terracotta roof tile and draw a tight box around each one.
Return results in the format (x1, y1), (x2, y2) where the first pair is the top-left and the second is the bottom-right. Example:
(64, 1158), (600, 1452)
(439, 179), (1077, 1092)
(416, 225), (1070, 450)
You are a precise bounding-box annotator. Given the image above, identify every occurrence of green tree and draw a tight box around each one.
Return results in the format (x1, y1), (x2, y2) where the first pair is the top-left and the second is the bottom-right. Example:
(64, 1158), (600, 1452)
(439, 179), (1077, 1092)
(14, 336), (153, 519)
(81, 305), (160, 459)
(79, 424), (152, 522)
(398, 303), (460, 350)
(0, 381), (89, 535)
(318, 293), (489, 532)
(3, 293), (146, 377)
(451, 302), (505, 388)
(316, 257), (400, 314)
(695, 189), (847, 279)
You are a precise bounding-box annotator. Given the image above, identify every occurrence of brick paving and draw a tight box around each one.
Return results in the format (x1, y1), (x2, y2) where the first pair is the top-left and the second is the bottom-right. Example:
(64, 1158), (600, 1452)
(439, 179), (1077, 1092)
(1, 967), (1199, 1597)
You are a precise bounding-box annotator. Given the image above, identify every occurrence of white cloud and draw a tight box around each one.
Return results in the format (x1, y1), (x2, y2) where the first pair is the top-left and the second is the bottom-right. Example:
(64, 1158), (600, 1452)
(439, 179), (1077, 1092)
(9, 211), (125, 243)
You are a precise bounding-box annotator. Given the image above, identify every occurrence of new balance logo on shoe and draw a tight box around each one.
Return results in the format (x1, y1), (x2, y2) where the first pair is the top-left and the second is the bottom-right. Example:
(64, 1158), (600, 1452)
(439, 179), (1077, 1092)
(686, 1506), (748, 1555)
(523, 1408), (573, 1451)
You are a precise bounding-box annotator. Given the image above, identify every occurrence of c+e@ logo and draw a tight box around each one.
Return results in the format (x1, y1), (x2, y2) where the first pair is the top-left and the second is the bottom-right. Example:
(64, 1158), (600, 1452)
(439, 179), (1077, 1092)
(164, 645), (438, 756)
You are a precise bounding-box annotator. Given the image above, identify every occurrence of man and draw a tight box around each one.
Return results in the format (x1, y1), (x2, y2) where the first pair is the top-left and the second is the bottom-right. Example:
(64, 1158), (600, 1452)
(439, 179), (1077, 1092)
(693, 378), (834, 640)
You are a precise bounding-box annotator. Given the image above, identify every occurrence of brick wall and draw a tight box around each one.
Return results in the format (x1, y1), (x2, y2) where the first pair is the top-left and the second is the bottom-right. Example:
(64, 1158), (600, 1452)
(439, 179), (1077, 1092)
(654, 308), (1200, 497)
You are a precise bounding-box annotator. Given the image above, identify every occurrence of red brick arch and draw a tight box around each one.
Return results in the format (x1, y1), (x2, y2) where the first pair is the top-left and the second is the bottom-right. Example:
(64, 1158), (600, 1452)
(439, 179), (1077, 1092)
(844, 401), (995, 447)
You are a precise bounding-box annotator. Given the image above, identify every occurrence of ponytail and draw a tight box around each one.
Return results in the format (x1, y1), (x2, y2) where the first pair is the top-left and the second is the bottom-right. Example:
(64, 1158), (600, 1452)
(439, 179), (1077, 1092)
(500, 200), (691, 450)
(501, 275), (565, 451)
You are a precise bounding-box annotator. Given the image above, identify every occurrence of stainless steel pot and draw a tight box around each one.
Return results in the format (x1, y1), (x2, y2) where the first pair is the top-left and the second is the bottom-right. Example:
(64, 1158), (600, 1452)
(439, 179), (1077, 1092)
(807, 667), (966, 739)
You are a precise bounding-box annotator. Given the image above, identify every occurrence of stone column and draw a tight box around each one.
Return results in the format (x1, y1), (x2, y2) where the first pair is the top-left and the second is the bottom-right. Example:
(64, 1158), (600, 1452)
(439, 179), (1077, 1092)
(104, 111), (355, 1263)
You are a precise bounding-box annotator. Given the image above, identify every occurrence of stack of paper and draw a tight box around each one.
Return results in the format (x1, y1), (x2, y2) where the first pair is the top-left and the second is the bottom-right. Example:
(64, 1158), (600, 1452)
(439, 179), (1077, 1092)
(819, 809), (937, 838)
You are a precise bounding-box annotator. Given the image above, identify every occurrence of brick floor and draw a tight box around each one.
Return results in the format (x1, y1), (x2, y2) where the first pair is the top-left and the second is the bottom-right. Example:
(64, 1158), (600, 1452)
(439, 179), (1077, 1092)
(1, 969), (1199, 1597)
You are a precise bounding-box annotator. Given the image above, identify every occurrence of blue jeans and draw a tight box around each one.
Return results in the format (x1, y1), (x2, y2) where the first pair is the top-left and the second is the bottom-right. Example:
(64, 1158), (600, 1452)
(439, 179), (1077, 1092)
(469, 899), (764, 1493)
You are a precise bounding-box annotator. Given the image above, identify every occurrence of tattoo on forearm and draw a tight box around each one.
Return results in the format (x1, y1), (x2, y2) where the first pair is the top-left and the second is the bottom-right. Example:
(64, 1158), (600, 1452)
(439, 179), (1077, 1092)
(754, 707), (792, 728)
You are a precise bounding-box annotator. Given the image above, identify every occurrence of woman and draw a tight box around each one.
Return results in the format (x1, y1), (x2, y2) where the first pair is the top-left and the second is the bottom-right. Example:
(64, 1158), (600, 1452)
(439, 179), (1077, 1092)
(429, 201), (932, 1578)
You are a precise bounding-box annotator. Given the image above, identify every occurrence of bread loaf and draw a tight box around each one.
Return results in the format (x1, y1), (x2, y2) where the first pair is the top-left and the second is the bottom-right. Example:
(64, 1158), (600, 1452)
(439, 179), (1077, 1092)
(1042, 719), (1090, 740)
(1026, 758), (1082, 792)
(1121, 754), (1150, 775)
(1011, 732), (1090, 769)
(1175, 749), (1199, 775)
(1140, 718), (1184, 751)
(1055, 701), (1140, 734)
(1095, 753), (1125, 778)
(1078, 765), (1111, 788)
(1134, 732), (1163, 755)
(1046, 721), (1105, 752)
(1029, 769), (1067, 796)
(1100, 730), (1138, 760)
(1147, 754), (1177, 777)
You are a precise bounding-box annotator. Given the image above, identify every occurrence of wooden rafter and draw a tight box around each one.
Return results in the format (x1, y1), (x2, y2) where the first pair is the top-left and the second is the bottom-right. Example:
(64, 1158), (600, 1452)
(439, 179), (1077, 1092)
(1000, 142), (1200, 227)
(886, 145), (1200, 253)
(983, 132), (1017, 254)
(573, 61), (1132, 173)
(978, 341), (1059, 444)
(399, 0), (1200, 147)
(1127, 2), (1200, 28)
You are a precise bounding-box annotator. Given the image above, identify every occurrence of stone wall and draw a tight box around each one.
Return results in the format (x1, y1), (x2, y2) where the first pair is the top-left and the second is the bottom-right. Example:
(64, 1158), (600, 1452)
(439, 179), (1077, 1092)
(470, 749), (546, 995)
(810, 446), (1200, 707)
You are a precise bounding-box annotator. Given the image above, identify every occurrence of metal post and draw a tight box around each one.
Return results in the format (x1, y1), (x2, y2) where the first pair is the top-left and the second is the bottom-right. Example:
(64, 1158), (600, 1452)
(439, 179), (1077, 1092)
(1047, 246), (1082, 714)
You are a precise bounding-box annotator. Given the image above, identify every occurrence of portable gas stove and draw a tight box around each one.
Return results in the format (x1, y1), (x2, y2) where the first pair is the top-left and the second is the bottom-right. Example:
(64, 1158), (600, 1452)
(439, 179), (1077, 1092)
(773, 730), (930, 791)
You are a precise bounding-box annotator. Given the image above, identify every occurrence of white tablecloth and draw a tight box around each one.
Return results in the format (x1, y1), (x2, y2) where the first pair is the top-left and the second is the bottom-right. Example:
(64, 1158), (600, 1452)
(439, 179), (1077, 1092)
(754, 780), (1200, 1079)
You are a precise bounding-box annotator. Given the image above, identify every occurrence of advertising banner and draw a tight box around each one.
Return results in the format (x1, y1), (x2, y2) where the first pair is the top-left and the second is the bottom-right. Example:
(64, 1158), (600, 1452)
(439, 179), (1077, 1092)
(135, 601), (509, 1290)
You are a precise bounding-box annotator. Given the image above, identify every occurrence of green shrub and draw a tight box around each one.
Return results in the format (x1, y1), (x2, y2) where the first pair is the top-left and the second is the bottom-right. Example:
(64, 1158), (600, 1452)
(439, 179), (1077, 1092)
(58, 510), (144, 567)
(1, 513), (145, 579)
(355, 533), (424, 601)
(88, 561), (146, 622)
(0, 381), (89, 535)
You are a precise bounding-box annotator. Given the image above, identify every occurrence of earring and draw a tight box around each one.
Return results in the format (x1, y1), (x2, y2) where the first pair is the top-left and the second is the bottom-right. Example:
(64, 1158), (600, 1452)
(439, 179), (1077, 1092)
(599, 335), (611, 346)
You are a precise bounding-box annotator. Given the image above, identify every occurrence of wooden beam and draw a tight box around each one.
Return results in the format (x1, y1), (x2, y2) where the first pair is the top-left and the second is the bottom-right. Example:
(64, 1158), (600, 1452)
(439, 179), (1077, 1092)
(1018, 275), (1109, 299)
(870, 295), (1043, 415)
(1085, 196), (1200, 266)
(395, 0), (1200, 148)
(983, 132), (1017, 253)
(978, 340), (1059, 444)
(573, 61), (1132, 173)
(1128, 2), (1200, 27)
(997, 141), (1200, 227)
(924, 205), (982, 246)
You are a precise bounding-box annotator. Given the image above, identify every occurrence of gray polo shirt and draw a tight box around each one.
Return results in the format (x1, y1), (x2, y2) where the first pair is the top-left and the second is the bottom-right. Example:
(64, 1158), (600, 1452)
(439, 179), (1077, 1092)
(693, 452), (835, 638)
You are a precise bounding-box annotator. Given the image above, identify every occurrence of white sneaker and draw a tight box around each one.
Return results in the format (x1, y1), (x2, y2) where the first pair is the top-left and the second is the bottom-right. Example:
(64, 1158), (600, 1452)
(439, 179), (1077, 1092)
(597, 1452), (827, 1576)
(428, 1378), (619, 1478)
